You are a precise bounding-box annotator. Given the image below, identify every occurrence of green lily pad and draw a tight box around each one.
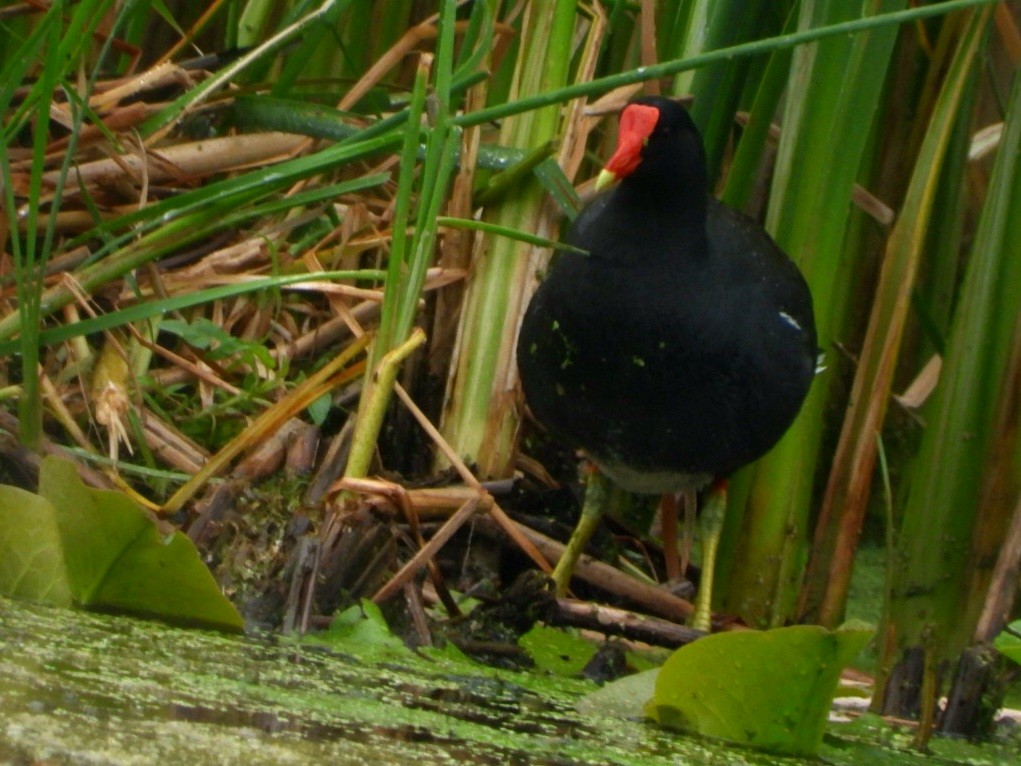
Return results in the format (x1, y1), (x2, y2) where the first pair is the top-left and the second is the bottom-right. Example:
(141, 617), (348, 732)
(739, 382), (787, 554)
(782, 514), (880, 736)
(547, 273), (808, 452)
(519, 624), (599, 677)
(0, 484), (73, 607)
(577, 667), (659, 718)
(0, 456), (241, 631)
(994, 620), (1021, 666)
(646, 624), (872, 757)
(314, 599), (474, 665)
(323, 599), (409, 652)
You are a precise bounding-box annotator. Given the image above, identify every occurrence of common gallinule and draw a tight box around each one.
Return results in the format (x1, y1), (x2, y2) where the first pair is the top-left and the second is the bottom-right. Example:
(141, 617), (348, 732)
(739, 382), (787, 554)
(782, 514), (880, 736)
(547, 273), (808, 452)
(516, 96), (816, 630)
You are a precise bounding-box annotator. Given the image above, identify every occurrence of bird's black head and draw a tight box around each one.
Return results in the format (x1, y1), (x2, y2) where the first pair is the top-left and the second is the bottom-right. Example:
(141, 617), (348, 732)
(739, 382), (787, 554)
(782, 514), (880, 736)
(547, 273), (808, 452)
(599, 96), (708, 208)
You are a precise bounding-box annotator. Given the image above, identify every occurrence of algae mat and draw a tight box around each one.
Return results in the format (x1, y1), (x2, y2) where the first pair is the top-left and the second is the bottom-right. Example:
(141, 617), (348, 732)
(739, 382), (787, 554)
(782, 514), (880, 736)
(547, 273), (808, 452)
(0, 597), (1015, 765)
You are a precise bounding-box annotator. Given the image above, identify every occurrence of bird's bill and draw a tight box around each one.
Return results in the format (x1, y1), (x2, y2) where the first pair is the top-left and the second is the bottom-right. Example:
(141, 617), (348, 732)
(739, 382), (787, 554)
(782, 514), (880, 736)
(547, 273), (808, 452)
(600, 103), (660, 183)
(595, 168), (617, 191)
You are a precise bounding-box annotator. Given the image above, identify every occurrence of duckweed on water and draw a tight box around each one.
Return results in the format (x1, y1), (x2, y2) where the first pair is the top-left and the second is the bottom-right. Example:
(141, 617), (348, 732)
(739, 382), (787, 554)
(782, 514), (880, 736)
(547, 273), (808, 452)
(1, 597), (1017, 765)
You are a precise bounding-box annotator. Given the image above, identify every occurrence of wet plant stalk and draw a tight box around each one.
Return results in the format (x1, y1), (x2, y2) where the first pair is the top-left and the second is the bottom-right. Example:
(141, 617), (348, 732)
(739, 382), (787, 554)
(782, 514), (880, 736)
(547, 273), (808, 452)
(722, 0), (907, 628)
(880, 6), (1021, 719)
(798, 7), (989, 628)
(344, 1), (461, 486)
(439, 0), (577, 479)
(345, 329), (427, 481)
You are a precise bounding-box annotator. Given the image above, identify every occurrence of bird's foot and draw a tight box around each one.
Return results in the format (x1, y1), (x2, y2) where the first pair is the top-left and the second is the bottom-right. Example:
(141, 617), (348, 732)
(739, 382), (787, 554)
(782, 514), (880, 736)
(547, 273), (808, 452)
(551, 467), (609, 597)
(691, 479), (727, 633)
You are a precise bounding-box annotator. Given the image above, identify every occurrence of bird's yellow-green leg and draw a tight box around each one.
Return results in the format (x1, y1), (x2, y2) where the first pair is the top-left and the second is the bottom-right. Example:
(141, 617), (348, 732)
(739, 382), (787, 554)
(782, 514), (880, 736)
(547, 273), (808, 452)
(551, 468), (609, 597)
(692, 479), (727, 632)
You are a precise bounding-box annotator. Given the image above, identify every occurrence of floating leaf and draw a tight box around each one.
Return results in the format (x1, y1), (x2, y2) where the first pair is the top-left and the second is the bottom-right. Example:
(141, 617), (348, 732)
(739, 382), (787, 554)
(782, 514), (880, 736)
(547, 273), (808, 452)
(0, 484), (72, 607)
(519, 624), (598, 677)
(994, 621), (1021, 666)
(577, 668), (659, 719)
(321, 599), (408, 653)
(646, 624), (872, 756)
(0, 456), (242, 631)
(315, 600), (476, 666)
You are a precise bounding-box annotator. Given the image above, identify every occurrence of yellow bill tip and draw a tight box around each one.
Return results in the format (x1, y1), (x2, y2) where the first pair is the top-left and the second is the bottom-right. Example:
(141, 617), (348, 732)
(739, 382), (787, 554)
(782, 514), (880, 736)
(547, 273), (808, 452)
(594, 168), (617, 191)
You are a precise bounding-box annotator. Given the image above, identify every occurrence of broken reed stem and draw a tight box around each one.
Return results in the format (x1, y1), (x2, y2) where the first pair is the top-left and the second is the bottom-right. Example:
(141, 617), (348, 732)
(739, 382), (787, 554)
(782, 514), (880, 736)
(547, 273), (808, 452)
(392, 381), (553, 574)
(162, 333), (371, 515)
(344, 328), (427, 481)
(371, 495), (484, 604)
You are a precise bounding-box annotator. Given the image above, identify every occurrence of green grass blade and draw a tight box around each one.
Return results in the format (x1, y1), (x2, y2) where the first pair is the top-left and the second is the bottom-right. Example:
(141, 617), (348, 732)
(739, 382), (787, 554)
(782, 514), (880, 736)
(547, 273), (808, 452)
(800, 6), (991, 627)
(139, 0), (339, 138)
(0, 271), (385, 357)
(436, 217), (586, 254)
(889, 33), (1021, 664)
(723, 0), (908, 628)
(455, 0), (998, 129)
(370, 57), (430, 369)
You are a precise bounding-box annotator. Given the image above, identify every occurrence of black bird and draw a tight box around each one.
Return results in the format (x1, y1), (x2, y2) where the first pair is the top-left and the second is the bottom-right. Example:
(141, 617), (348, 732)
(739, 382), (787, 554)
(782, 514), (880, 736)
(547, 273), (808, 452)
(516, 97), (816, 629)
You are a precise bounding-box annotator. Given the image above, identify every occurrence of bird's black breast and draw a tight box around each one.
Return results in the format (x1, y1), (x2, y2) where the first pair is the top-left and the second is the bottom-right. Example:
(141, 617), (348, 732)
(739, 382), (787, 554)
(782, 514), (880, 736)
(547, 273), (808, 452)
(516, 194), (816, 486)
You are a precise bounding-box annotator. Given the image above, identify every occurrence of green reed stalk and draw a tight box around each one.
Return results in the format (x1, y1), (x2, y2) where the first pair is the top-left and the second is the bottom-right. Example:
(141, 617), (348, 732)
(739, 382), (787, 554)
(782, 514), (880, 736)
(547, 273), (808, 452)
(438, 0), (577, 479)
(1, 0), (117, 446)
(799, 6), (989, 628)
(878, 8), (1021, 714)
(722, 0), (907, 628)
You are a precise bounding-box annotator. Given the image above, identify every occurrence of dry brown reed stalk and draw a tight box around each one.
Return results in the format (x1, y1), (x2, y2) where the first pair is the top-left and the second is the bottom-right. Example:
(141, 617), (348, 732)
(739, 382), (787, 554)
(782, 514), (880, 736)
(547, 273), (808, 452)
(38, 133), (306, 189)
